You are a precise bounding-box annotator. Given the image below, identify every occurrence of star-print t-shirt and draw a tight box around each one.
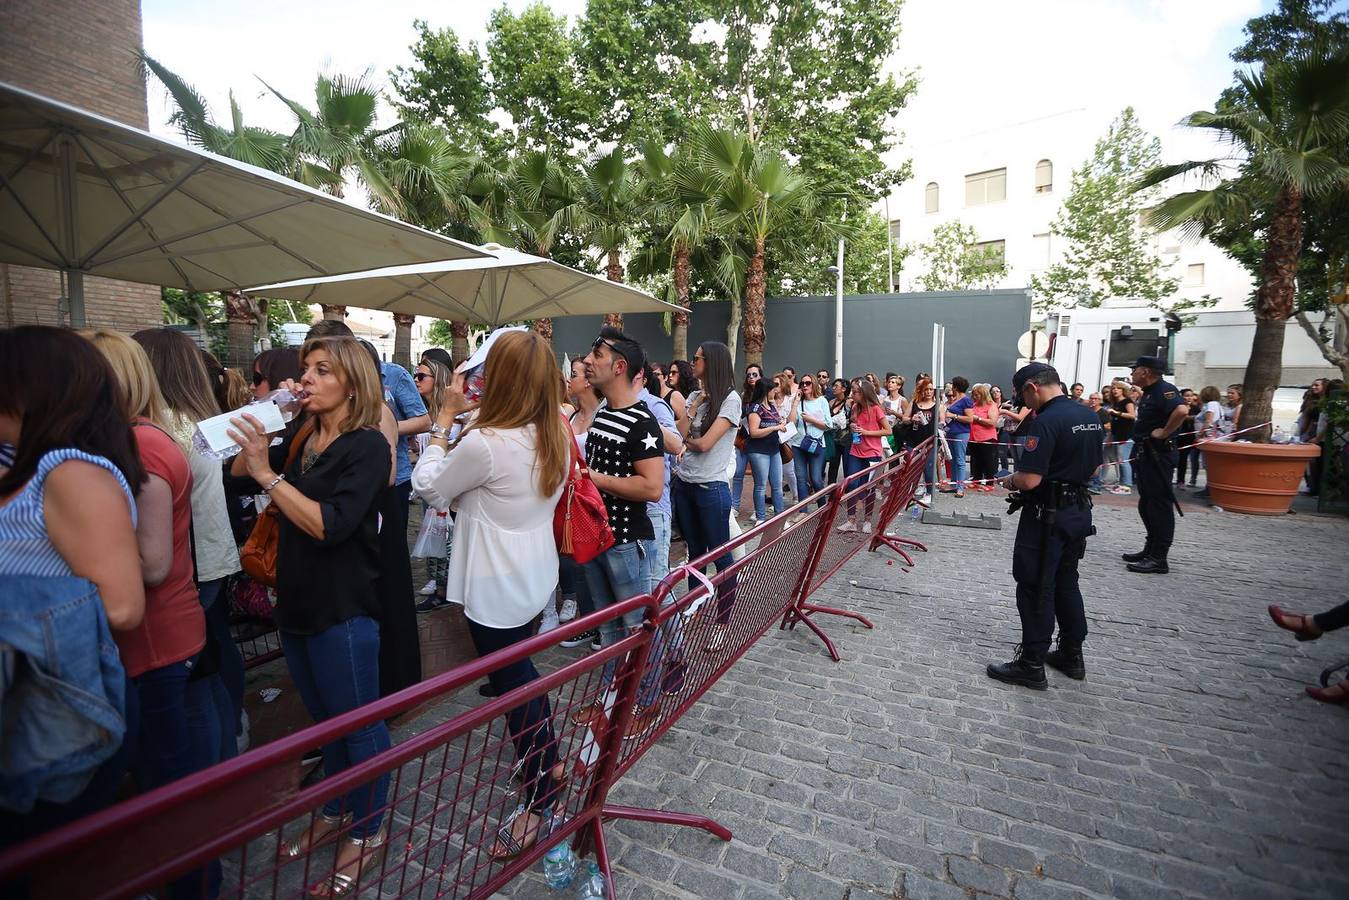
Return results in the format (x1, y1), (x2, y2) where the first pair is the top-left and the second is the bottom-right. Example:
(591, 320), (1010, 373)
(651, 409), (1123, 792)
(586, 402), (664, 544)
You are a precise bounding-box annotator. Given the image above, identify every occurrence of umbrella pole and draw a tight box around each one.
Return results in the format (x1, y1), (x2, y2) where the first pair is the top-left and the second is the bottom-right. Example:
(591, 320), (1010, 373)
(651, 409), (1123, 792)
(65, 269), (86, 327)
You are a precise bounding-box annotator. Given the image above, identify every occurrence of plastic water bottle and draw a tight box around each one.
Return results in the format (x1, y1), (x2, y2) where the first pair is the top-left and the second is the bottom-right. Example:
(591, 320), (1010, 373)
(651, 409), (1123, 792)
(542, 841), (575, 889)
(574, 861), (605, 898)
(191, 389), (307, 460)
(910, 504), (922, 521)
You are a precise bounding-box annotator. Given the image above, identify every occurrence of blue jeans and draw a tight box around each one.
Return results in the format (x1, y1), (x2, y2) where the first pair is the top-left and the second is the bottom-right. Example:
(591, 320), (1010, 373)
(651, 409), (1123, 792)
(793, 443), (827, 508)
(843, 453), (882, 520)
(200, 578), (245, 739)
(671, 478), (737, 624)
(923, 448), (937, 492)
(281, 617), (390, 838)
(1113, 439), (1134, 486)
(559, 554), (593, 617)
(948, 433), (970, 489)
(465, 618), (559, 812)
(135, 655), (229, 897)
(582, 541), (651, 684)
(730, 446), (750, 513)
(748, 451), (785, 521)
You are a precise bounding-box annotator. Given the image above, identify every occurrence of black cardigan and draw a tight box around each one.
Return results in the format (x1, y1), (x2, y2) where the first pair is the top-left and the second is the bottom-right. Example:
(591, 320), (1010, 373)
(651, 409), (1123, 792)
(234, 426), (390, 635)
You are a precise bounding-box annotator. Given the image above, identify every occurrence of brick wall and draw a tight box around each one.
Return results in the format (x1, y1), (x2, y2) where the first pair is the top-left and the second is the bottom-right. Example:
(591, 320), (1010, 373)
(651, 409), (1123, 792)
(0, 0), (161, 331)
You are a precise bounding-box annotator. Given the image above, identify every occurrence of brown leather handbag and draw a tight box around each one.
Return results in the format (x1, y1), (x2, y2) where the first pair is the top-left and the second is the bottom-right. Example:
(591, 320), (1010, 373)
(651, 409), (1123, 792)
(239, 420), (314, 587)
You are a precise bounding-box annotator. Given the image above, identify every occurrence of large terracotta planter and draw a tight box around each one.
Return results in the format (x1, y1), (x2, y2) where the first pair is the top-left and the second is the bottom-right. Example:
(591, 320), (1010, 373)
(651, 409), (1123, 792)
(1202, 440), (1320, 515)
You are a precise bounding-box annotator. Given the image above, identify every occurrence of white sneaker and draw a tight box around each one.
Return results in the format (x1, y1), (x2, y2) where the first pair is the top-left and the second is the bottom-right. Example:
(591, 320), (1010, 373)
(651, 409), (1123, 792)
(236, 709), (250, 755)
(837, 520), (857, 533)
(419, 579), (438, 596)
(559, 597), (578, 622)
(862, 521), (873, 535)
(539, 604), (560, 633)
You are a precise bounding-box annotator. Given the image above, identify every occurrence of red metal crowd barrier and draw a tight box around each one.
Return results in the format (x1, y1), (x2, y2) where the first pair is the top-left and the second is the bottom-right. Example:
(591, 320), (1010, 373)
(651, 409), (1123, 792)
(0, 442), (934, 899)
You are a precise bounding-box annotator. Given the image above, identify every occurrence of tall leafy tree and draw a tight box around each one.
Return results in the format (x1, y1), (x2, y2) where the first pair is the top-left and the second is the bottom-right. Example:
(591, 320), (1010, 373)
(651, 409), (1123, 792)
(578, 147), (647, 326)
(1029, 108), (1179, 312)
(1139, 42), (1349, 438)
(390, 20), (501, 153)
(635, 143), (718, 359)
(912, 221), (1007, 292)
(695, 125), (815, 364)
(485, 3), (598, 151)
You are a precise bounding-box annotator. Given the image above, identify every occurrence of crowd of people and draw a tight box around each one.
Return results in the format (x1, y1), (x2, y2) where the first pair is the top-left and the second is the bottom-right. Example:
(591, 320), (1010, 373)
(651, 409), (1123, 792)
(3, 311), (1340, 889)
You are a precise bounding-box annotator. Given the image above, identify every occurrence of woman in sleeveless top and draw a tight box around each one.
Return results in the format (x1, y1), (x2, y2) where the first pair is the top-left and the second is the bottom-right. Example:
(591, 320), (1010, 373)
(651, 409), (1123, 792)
(0, 326), (146, 843)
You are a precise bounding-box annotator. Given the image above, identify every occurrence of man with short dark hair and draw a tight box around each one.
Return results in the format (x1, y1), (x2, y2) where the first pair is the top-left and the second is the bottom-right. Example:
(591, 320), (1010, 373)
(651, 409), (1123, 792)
(1122, 356), (1188, 574)
(1070, 383), (1086, 404)
(987, 363), (1103, 690)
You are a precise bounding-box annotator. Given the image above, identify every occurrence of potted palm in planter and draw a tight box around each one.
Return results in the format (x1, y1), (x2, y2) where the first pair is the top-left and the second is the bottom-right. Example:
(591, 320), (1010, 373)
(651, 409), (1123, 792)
(1139, 42), (1349, 515)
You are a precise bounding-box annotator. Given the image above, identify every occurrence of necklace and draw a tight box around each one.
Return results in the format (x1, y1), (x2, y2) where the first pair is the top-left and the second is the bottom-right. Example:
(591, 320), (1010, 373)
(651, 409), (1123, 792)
(301, 444), (321, 475)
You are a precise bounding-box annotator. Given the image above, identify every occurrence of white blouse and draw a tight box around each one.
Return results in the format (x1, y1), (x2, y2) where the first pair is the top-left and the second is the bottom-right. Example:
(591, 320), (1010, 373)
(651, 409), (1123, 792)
(411, 425), (564, 628)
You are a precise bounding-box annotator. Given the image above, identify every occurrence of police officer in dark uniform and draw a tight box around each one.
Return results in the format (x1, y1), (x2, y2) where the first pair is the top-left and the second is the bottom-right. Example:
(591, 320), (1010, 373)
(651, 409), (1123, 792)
(987, 363), (1103, 690)
(1122, 356), (1189, 575)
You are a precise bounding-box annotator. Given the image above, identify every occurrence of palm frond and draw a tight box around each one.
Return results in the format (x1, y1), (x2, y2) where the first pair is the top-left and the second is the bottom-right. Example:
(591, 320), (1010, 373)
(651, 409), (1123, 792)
(137, 51), (214, 146)
(1144, 188), (1252, 241)
(1257, 147), (1349, 198)
(1133, 159), (1228, 193)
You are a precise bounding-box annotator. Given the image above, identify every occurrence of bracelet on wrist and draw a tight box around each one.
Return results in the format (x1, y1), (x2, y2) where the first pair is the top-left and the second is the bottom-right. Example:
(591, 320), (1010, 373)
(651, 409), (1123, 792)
(261, 473), (285, 494)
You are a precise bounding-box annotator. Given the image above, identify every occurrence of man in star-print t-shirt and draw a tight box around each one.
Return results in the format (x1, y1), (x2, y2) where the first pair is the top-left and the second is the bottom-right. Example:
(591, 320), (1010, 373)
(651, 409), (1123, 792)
(578, 327), (665, 720)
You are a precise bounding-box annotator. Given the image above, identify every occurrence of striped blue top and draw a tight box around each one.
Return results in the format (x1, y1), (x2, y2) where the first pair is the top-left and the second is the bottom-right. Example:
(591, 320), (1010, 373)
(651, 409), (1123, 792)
(0, 449), (137, 577)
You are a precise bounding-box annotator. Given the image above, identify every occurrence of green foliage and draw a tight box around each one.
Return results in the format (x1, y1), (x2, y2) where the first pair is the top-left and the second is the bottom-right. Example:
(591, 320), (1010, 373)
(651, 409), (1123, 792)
(1029, 108), (1179, 312)
(486, 4), (598, 152)
(912, 221), (1007, 292)
(424, 318), (453, 347)
(390, 20), (499, 153)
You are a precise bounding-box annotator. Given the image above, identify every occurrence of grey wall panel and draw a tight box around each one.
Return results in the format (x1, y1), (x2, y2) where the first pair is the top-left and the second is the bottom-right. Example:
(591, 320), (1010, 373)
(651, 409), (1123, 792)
(550, 289), (1031, 390)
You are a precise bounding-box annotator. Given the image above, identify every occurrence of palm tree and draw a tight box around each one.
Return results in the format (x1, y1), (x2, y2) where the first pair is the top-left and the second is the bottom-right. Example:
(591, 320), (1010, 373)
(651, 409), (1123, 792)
(637, 144), (717, 360)
(1139, 43), (1349, 438)
(579, 147), (646, 328)
(692, 125), (814, 366)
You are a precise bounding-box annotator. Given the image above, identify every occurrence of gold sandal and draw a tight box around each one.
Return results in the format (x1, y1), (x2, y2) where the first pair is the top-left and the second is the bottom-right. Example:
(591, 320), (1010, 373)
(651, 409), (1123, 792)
(279, 809), (352, 860)
(310, 819), (390, 897)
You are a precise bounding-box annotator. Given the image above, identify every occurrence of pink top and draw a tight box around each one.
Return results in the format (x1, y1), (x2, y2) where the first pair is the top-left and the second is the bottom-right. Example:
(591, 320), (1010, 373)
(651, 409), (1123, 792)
(970, 403), (998, 442)
(850, 404), (887, 459)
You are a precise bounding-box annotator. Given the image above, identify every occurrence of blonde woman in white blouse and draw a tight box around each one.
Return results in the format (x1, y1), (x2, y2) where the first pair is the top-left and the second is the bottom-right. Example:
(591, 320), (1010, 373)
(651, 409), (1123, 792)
(411, 330), (571, 861)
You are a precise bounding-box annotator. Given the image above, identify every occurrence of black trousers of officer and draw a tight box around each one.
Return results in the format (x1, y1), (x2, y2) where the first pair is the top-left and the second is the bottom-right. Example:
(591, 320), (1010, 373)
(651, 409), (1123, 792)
(1132, 444), (1177, 557)
(1011, 504), (1092, 659)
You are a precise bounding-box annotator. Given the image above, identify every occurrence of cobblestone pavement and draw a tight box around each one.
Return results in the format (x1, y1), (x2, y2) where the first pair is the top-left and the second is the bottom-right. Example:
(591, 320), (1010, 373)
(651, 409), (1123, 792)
(497, 490), (1349, 900)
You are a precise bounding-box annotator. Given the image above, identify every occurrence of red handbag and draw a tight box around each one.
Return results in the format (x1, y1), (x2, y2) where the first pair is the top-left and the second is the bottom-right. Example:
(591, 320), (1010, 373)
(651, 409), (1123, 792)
(553, 427), (615, 565)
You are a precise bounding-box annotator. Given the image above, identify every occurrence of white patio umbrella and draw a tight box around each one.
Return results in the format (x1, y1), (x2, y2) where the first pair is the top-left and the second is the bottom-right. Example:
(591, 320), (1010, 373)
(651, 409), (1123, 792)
(250, 244), (682, 326)
(0, 81), (490, 325)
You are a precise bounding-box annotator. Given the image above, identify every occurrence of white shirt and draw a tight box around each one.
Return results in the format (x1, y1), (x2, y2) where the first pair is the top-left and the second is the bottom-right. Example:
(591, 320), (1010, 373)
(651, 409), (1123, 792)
(171, 417), (240, 582)
(411, 425), (564, 628)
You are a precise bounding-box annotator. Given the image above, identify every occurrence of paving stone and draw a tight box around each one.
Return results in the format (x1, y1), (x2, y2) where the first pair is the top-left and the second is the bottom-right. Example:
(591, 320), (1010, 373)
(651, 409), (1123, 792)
(429, 491), (1349, 899)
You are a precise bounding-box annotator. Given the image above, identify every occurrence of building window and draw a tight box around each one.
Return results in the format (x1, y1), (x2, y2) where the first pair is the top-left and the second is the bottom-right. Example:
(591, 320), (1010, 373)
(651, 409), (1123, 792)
(925, 182), (939, 214)
(1035, 159), (1053, 194)
(889, 219), (901, 242)
(971, 239), (1006, 262)
(1033, 232), (1051, 267)
(1184, 263), (1205, 286)
(965, 168), (1006, 206)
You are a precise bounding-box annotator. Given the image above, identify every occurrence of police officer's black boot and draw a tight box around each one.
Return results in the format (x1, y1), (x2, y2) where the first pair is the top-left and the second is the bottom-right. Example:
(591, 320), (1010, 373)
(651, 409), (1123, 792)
(1045, 638), (1086, 680)
(1126, 544), (1170, 574)
(986, 645), (1048, 690)
(1121, 542), (1151, 564)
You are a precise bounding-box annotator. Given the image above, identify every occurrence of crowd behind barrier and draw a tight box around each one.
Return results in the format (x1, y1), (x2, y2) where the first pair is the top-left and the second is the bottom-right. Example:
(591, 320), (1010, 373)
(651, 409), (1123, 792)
(0, 443), (931, 899)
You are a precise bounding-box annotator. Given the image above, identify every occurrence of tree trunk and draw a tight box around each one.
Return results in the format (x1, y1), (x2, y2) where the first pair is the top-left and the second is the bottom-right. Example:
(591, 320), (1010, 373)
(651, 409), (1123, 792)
(223, 290), (256, 369)
(392, 313), (415, 369)
(451, 319), (470, 366)
(1241, 185), (1303, 442)
(533, 317), (553, 344)
(321, 304), (347, 321)
(1295, 309), (1349, 383)
(253, 296), (271, 352)
(603, 248), (624, 329)
(672, 243), (691, 361)
(741, 237), (767, 367)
